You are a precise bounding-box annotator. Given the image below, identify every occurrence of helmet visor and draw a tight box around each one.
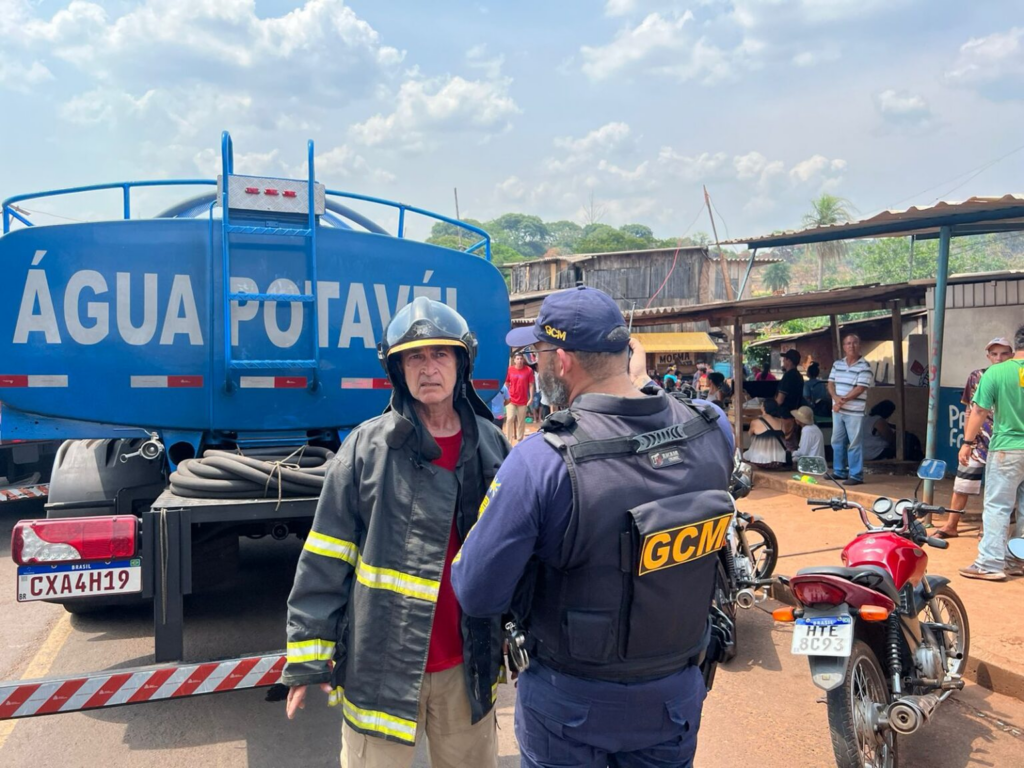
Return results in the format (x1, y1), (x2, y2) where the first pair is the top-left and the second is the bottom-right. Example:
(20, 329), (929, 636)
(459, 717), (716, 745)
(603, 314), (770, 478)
(385, 297), (471, 356)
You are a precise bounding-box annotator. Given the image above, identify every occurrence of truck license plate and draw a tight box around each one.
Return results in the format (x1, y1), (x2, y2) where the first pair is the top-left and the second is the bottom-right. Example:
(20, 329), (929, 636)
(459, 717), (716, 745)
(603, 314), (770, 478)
(791, 614), (853, 657)
(17, 559), (142, 602)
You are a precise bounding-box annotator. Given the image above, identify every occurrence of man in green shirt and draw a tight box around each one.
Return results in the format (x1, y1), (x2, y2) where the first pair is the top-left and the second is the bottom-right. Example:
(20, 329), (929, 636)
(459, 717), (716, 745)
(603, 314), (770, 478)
(959, 323), (1024, 581)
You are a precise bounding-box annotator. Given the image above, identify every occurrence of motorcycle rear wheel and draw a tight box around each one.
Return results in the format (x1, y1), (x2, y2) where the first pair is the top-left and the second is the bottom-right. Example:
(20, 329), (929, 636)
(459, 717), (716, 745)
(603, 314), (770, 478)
(715, 556), (738, 662)
(742, 519), (779, 580)
(827, 639), (898, 768)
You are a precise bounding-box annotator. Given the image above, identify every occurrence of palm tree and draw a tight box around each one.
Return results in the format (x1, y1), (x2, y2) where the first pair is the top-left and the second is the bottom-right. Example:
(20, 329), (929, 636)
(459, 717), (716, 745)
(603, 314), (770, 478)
(763, 261), (791, 293)
(802, 194), (854, 289)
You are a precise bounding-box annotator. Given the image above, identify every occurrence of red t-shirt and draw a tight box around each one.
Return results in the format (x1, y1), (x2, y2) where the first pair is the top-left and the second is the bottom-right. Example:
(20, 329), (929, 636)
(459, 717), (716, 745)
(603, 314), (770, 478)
(426, 431), (465, 673)
(506, 365), (535, 406)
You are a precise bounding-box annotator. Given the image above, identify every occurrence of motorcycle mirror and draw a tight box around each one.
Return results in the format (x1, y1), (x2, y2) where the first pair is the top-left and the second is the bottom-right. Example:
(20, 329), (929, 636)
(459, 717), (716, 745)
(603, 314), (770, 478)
(796, 457), (827, 476)
(916, 459), (947, 481)
(1008, 538), (1024, 561)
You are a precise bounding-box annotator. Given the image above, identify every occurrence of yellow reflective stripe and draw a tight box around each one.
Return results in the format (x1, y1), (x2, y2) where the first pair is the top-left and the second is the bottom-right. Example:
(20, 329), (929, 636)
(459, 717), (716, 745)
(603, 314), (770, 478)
(303, 531), (358, 565)
(328, 686), (344, 707)
(355, 557), (440, 602)
(343, 696), (418, 743)
(491, 680), (498, 703)
(286, 638), (336, 664)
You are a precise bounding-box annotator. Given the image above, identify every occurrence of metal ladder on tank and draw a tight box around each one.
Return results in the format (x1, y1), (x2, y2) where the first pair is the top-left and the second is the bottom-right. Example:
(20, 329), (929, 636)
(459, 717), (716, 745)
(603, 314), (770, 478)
(218, 131), (321, 391)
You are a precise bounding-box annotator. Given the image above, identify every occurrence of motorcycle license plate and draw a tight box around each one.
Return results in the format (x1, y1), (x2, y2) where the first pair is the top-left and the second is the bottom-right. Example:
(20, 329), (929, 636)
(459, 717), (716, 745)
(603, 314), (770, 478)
(17, 560), (142, 602)
(791, 614), (853, 657)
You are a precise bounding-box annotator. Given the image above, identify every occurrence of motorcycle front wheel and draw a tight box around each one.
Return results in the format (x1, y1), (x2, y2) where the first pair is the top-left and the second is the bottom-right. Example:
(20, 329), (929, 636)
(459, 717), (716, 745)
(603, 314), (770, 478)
(924, 584), (970, 678)
(827, 640), (898, 768)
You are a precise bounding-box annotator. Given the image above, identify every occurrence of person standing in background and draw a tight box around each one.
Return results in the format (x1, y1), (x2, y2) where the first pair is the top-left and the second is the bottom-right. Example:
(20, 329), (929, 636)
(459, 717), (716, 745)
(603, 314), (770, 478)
(505, 352), (535, 444)
(827, 334), (873, 486)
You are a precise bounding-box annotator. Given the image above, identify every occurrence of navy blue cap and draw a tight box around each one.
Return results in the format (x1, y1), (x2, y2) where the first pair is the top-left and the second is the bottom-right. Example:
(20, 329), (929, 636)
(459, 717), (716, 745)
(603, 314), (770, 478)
(506, 286), (629, 352)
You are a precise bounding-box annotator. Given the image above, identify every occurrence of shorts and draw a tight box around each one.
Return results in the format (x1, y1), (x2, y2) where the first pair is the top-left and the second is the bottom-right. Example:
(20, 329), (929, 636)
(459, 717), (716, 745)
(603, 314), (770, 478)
(953, 454), (985, 496)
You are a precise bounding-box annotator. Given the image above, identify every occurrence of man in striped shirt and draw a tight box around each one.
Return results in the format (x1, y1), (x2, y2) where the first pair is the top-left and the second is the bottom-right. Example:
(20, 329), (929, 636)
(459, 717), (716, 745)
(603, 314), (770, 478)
(827, 334), (874, 485)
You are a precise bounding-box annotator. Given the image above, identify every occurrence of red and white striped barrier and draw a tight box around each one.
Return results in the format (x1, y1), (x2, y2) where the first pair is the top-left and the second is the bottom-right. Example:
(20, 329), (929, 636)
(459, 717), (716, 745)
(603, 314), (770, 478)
(130, 375), (204, 388)
(341, 378), (500, 390)
(0, 375), (68, 388)
(0, 653), (285, 720)
(240, 376), (307, 389)
(0, 484), (48, 503)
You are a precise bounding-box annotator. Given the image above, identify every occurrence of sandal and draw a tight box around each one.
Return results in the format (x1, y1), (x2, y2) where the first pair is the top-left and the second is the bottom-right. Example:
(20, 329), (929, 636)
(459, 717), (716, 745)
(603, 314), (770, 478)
(934, 530), (959, 539)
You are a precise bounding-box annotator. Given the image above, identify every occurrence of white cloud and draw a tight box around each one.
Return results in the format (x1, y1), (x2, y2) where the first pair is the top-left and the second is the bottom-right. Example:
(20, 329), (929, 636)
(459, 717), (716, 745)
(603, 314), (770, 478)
(59, 87), (157, 124)
(307, 144), (396, 185)
(554, 122), (631, 155)
(349, 75), (519, 152)
(466, 43), (504, 79)
(496, 175), (527, 201)
(0, 56), (54, 93)
(792, 47), (840, 67)
(605, 0), (638, 17)
(657, 148), (730, 182)
(789, 154), (847, 190)
(875, 89), (934, 129)
(580, 12), (694, 81)
(733, 151), (784, 187)
(946, 27), (1024, 89)
(193, 147), (282, 177)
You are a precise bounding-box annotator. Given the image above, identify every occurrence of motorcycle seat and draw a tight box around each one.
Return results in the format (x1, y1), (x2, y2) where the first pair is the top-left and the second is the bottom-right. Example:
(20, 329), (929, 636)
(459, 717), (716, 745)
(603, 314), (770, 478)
(795, 565), (900, 603)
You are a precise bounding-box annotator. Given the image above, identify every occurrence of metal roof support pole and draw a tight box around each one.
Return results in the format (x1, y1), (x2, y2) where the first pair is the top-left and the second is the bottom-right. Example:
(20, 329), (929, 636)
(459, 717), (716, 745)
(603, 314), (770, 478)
(891, 300), (906, 462)
(732, 316), (743, 452)
(923, 225), (951, 503)
(737, 248), (758, 299)
(829, 315), (841, 363)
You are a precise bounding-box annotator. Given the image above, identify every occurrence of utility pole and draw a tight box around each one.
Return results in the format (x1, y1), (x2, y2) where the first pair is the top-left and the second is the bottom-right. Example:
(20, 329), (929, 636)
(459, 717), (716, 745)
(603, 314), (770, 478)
(704, 186), (735, 301)
(454, 188), (462, 248)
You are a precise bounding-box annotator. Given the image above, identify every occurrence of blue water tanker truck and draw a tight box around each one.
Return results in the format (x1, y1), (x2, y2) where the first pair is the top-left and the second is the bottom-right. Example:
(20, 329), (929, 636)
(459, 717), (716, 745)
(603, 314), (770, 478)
(0, 133), (510, 718)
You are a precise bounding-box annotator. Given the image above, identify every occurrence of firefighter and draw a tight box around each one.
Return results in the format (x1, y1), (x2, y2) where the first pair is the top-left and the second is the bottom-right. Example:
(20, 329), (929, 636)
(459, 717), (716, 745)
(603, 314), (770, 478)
(283, 297), (509, 768)
(452, 286), (734, 767)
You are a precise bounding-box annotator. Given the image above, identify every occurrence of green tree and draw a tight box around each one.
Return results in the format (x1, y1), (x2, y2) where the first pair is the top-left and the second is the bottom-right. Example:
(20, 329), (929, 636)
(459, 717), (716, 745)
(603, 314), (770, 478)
(485, 213), (550, 258)
(802, 194), (854, 289)
(762, 261), (791, 293)
(576, 224), (648, 254)
(853, 233), (1020, 284)
(547, 220), (584, 253)
(618, 223), (655, 244)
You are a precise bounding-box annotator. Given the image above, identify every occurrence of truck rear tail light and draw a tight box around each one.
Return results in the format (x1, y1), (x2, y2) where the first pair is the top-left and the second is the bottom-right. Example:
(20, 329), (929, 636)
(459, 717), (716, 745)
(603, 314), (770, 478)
(12, 516), (137, 565)
(792, 580), (847, 607)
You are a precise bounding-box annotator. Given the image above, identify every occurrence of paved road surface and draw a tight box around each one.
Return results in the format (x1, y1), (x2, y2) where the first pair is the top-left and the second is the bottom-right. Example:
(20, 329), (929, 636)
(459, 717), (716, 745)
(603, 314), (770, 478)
(1, 499), (1022, 767)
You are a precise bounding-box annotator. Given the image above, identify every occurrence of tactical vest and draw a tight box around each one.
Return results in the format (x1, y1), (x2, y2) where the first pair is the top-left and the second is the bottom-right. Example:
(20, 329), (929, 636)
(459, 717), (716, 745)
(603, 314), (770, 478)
(525, 394), (733, 681)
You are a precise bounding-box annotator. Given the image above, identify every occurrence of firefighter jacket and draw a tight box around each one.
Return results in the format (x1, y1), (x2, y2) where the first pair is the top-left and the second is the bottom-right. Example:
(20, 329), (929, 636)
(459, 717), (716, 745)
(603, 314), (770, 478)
(282, 390), (509, 745)
(525, 394), (734, 680)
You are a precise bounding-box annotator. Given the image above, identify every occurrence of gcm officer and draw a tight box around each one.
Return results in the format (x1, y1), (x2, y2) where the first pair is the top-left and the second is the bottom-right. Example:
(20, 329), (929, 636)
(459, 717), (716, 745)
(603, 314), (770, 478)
(452, 286), (735, 767)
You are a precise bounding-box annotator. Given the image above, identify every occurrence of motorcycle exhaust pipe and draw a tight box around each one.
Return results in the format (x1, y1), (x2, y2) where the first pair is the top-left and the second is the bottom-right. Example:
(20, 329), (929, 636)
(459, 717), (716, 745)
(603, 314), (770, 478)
(887, 693), (941, 735)
(735, 589), (756, 609)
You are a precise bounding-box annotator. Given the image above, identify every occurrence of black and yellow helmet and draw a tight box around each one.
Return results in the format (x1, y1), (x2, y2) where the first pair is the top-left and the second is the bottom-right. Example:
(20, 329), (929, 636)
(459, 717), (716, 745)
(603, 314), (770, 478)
(378, 296), (478, 371)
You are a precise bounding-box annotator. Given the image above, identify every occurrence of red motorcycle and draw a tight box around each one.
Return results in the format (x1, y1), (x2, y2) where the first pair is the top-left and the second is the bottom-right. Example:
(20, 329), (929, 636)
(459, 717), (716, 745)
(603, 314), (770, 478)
(777, 458), (969, 768)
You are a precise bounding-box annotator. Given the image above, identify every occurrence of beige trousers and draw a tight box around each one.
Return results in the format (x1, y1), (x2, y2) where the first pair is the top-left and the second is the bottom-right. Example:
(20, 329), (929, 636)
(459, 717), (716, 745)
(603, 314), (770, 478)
(506, 404), (528, 442)
(339, 664), (496, 768)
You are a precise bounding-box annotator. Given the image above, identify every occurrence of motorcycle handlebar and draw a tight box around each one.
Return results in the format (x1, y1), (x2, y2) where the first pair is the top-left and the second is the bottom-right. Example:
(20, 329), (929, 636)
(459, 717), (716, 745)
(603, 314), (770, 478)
(807, 498), (833, 506)
(917, 503), (946, 515)
(925, 536), (949, 549)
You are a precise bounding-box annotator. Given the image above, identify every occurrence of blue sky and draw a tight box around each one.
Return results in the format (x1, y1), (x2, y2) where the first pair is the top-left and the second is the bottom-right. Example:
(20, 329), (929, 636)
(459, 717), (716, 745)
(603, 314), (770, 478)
(2, 0), (1023, 241)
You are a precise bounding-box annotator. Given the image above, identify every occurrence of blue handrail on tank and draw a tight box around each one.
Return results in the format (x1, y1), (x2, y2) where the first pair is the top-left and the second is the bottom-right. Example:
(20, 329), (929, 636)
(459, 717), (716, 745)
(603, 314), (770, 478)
(1, 180), (217, 234)
(1, 141), (492, 263)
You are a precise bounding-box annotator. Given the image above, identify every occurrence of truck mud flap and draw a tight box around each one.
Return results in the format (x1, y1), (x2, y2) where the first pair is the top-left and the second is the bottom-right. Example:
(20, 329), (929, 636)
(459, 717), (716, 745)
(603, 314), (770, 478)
(808, 655), (849, 691)
(0, 652), (284, 720)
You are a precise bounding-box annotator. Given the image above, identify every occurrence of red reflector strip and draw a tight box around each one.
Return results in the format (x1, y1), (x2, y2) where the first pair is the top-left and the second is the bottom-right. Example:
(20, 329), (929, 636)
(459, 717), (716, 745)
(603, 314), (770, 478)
(239, 376), (308, 389)
(0, 375), (68, 388)
(0, 654), (286, 720)
(245, 187), (259, 194)
(341, 378), (392, 390)
(282, 190), (297, 198)
(473, 379), (500, 389)
(264, 188), (279, 196)
(130, 375), (204, 388)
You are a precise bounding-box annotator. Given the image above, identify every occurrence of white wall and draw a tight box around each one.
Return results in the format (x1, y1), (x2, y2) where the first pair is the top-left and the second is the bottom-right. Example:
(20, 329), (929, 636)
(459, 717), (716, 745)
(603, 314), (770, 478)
(938, 305), (1023, 387)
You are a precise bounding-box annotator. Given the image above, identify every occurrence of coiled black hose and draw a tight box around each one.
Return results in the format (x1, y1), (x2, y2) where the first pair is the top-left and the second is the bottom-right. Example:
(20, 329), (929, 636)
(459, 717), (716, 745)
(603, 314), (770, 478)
(169, 446), (335, 500)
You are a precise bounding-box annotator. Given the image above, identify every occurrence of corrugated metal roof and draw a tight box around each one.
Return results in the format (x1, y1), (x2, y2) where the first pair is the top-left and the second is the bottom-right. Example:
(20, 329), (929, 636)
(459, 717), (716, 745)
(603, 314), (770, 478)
(631, 332), (718, 353)
(723, 195), (1024, 249)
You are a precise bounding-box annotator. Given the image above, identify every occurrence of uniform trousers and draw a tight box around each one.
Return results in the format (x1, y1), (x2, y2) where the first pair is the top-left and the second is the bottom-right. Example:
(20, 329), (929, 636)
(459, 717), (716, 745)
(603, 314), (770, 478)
(515, 662), (705, 768)
(340, 663), (496, 768)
